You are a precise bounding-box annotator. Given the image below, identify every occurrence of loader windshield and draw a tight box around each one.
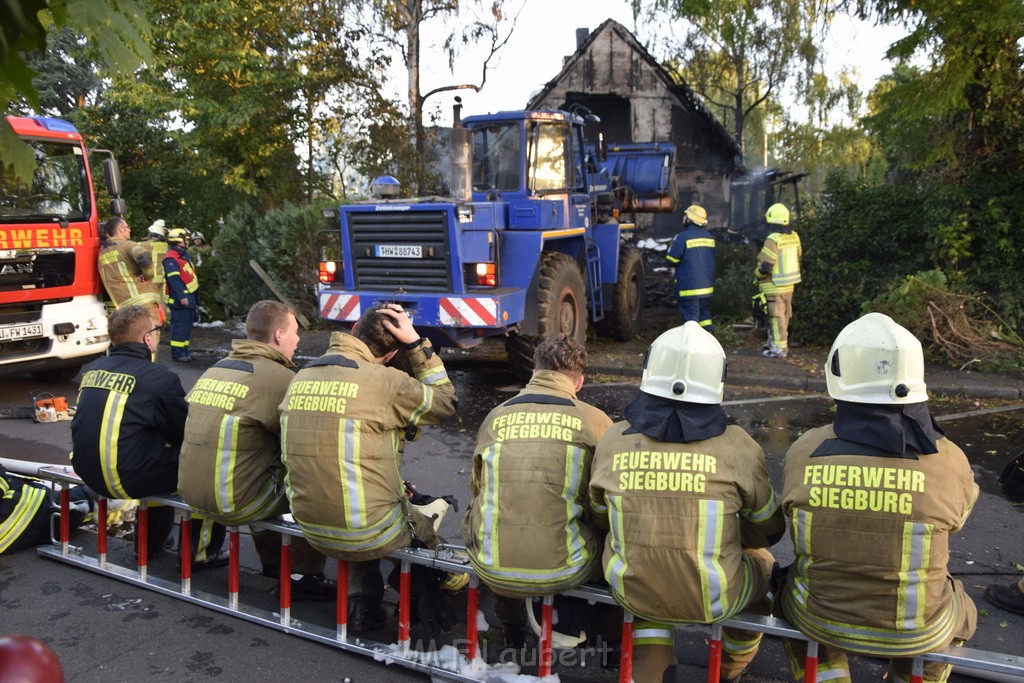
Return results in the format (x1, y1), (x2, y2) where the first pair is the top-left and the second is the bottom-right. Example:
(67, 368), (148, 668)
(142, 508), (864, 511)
(472, 123), (521, 192)
(0, 138), (90, 223)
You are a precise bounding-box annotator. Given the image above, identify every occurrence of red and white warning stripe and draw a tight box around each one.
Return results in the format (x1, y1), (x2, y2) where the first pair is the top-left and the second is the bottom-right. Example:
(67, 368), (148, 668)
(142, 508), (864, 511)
(439, 297), (498, 327)
(319, 293), (360, 321)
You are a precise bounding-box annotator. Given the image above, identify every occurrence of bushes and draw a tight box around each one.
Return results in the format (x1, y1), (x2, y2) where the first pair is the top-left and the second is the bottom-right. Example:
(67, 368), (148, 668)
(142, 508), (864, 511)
(206, 202), (330, 321)
(792, 172), (949, 346)
(869, 270), (1023, 368)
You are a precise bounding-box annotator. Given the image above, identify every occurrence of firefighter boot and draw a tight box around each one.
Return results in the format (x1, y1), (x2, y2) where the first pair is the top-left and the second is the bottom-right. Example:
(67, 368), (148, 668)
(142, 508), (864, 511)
(348, 565), (387, 632)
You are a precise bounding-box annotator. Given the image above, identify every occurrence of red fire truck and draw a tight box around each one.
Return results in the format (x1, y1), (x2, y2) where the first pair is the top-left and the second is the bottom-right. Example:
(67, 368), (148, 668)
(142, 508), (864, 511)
(0, 116), (125, 381)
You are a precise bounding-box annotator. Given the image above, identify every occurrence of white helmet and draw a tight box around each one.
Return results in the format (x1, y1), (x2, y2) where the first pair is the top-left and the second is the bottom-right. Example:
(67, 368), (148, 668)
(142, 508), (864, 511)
(826, 312), (928, 404)
(640, 322), (726, 404)
(147, 219), (166, 238)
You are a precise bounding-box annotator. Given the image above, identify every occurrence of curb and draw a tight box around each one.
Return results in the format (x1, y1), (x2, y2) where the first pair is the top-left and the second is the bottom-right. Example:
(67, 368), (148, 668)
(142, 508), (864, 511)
(191, 342), (1024, 402)
(586, 364), (1024, 401)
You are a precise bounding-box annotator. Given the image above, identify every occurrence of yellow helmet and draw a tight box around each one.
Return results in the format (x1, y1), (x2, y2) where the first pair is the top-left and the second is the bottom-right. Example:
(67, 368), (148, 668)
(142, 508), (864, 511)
(825, 312), (928, 404)
(765, 203), (790, 226)
(167, 228), (188, 244)
(640, 322), (726, 404)
(684, 204), (708, 226)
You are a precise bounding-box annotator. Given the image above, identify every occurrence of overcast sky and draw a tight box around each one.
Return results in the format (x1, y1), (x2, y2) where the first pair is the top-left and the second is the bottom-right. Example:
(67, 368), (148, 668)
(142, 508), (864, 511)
(399, 0), (908, 123)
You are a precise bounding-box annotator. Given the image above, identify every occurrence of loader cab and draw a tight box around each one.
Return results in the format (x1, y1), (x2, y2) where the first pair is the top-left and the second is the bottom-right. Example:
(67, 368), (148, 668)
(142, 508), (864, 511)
(464, 111), (591, 230)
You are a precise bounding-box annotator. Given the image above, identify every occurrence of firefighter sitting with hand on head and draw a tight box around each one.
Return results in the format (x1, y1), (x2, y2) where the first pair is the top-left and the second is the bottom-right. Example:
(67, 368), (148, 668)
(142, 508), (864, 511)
(589, 322), (785, 683)
(279, 304), (459, 633)
(778, 312), (978, 683)
(464, 334), (614, 651)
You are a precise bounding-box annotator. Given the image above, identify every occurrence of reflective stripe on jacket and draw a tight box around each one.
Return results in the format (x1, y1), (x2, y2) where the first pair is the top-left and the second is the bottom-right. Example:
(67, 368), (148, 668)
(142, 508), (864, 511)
(70, 343), (188, 499)
(280, 332), (456, 561)
(590, 423), (783, 624)
(756, 231), (802, 293)
(143, 238), (169, 287)
(0, 470), (48, 553)
(98, 237), (161, 308)
(780, 425), (978, 656)
(179, 340), (297, 525)
(666, 227), (716, 298)
(463, 370), (613, 596)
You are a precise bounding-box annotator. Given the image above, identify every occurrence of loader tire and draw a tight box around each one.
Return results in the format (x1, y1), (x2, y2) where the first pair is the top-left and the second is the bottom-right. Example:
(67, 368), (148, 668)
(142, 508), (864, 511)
(505, 252), (587, 381)
(596, 246), (645, 341)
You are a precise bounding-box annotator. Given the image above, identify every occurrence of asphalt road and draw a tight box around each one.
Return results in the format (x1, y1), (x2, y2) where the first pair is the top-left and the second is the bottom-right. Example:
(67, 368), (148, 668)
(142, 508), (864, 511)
(1, 339), (1022, 682)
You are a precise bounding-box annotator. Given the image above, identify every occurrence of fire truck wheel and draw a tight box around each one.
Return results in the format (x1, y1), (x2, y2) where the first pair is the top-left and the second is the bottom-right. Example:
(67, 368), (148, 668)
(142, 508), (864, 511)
(596, 246), (645, 341)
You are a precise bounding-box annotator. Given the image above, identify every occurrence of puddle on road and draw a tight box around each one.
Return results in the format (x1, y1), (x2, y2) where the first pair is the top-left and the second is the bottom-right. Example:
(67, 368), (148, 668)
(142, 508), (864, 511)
(438, 366), (1024, 500)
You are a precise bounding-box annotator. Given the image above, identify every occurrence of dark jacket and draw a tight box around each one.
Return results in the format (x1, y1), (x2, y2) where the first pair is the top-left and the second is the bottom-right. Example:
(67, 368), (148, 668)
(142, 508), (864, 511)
(666, 226), (716, 299)
(71, 342), (188, 499)
(163, 245), (199, 307)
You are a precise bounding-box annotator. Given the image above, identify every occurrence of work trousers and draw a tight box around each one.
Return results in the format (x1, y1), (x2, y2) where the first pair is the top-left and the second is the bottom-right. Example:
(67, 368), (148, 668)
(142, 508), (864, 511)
(345, 505), (440, 601)
(633, 547), (776, 683)
(677, 296), (713, 330)
(764, 290), (794, 351)
(168, 304), (195, 360)
(783, 578), (977, 683)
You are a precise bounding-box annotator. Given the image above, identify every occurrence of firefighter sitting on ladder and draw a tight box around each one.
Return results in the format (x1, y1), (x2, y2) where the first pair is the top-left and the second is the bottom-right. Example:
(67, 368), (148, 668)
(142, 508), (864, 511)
(590, 322), (785, 683)
(463, 335), (615, 650)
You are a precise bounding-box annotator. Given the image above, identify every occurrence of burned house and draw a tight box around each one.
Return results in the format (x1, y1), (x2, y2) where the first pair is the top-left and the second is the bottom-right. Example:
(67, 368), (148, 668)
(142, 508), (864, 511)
(526, 19), (743, 239)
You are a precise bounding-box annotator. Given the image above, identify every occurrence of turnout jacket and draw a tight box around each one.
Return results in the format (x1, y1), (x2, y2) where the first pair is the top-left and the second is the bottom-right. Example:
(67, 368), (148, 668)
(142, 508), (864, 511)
(0, 465), (49, 554)
(280, 332), (456, 561)
(463, 370), (613, 597)
(755, 230), (802, 294)
(781, 423), (978, 656)
(98, 236), (161, 308)
(589, 422), (783, 624)
(666, 226), (716, 299)
(143, 238), (168, 287)
(71, 343), (188, 499)
(178, 340), (297, 524)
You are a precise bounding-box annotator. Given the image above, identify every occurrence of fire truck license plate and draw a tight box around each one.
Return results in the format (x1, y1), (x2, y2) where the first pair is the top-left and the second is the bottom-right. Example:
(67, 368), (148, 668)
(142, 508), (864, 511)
(0, 323), (44, 342)
(374, 245), (422, 258)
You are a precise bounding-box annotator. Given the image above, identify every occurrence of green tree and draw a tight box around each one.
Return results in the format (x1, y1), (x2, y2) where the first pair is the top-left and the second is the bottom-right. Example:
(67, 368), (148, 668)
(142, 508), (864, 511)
(1, 0), (150, 178)
(854, 0), (1024, 330)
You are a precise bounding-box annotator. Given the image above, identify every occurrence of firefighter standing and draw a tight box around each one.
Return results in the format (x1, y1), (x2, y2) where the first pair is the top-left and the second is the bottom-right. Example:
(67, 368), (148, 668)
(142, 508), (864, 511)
(177, 301), (332, 597)
(463, 335), (613, 648)
(98, 217), (163, 330)
(666, 204), (716, 329)
(778, 312), (978, 682)
(163, 228), (199, 363)
(755, 203), (801, 358)
(188, 231), (209, 268)
(142, 219), (169, 290)
(590, 323), (785, 682)
(279, 304), (457, 632)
